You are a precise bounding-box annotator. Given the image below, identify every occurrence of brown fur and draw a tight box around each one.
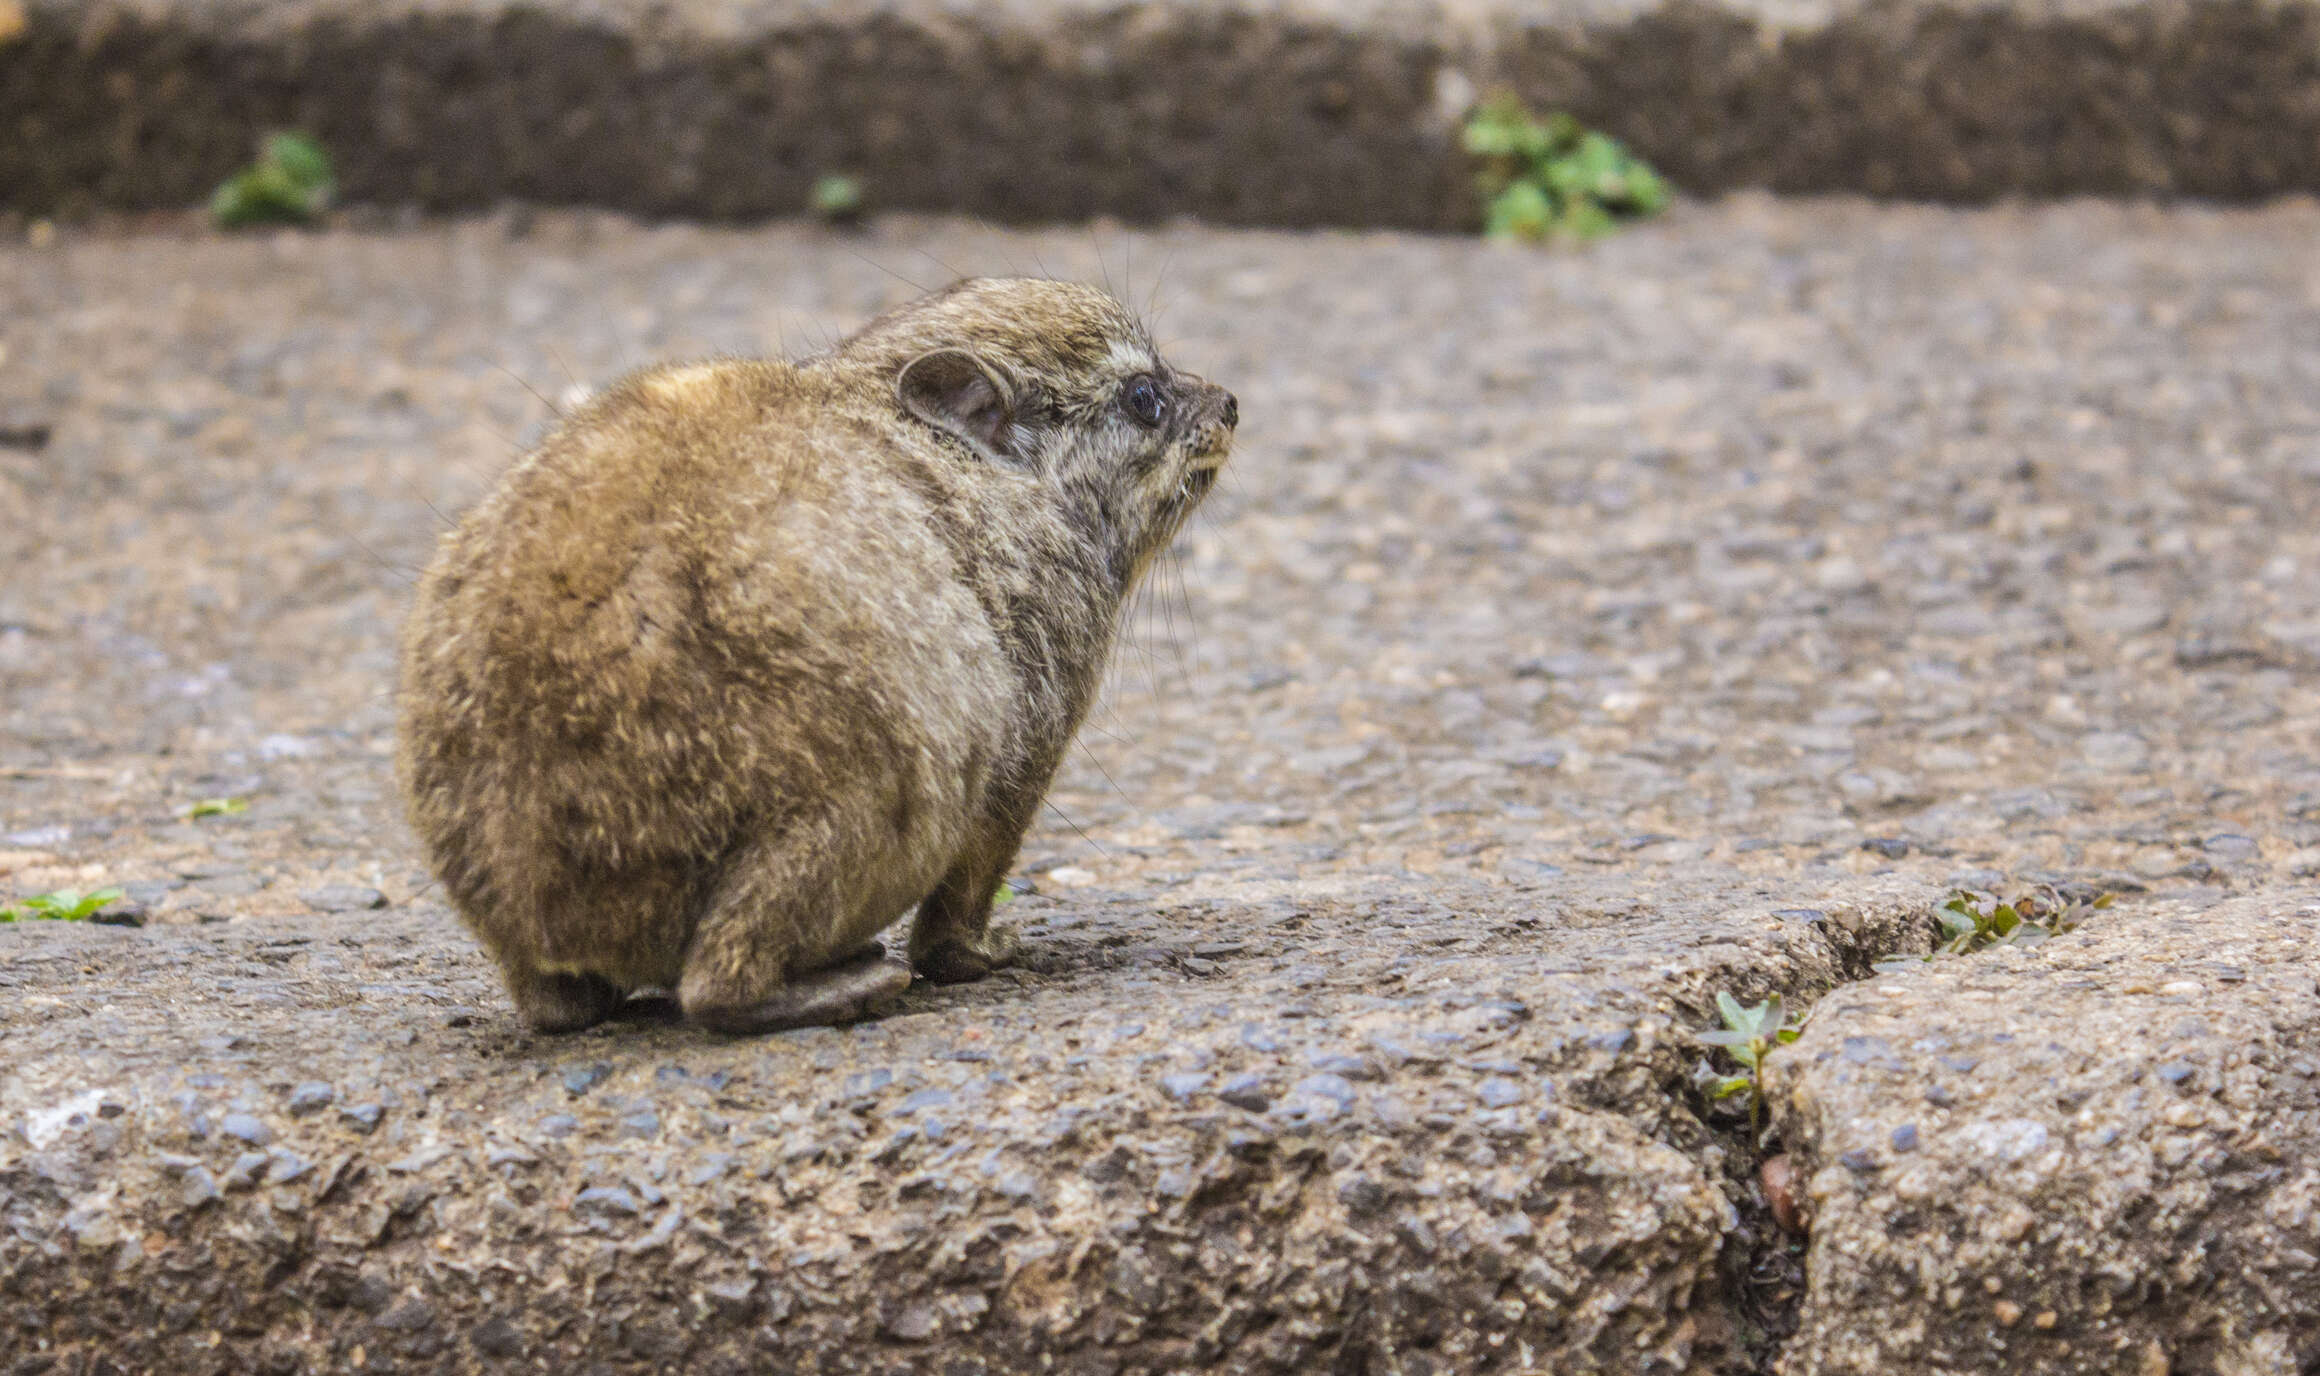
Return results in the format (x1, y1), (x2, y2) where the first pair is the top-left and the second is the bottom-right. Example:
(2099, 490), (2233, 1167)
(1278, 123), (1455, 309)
(396, 279), (1237, 1033)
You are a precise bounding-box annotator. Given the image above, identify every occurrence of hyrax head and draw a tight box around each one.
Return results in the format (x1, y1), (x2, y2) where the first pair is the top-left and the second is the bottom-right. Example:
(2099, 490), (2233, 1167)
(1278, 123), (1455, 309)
(836, 277), (1239, 586)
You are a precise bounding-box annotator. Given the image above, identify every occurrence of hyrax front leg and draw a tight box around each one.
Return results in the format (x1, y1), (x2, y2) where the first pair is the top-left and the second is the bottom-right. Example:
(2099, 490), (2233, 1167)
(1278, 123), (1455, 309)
(910, 815), (1030, 985)
(678, 838), (912, 1035)
(909, 866), (1022, 985)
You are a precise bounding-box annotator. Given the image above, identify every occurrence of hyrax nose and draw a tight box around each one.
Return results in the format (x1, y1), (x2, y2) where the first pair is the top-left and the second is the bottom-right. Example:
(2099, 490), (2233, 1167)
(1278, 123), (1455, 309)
(1219, 391), (1239, 429)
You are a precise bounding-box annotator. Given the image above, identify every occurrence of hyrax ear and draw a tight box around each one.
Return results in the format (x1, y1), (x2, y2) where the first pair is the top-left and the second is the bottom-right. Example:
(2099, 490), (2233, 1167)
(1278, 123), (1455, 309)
(897, 349), (1020, 464)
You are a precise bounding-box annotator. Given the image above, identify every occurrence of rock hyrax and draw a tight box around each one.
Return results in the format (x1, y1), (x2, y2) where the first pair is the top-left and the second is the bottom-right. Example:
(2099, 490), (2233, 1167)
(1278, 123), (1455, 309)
(397, 278), (1238, 1034)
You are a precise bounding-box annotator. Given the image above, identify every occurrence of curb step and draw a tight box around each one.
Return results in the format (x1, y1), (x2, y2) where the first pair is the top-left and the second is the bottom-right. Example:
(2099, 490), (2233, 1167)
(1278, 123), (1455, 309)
(10, 0), (2320, 224)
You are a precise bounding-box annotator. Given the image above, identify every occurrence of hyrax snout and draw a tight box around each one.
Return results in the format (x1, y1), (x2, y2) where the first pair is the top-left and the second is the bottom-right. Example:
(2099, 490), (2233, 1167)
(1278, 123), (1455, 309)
(396, 278), (1238, 1034)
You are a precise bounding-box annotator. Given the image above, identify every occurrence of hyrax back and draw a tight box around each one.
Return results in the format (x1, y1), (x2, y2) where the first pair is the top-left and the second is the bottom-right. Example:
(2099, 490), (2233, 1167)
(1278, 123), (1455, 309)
(397, 279), (1238, 1033)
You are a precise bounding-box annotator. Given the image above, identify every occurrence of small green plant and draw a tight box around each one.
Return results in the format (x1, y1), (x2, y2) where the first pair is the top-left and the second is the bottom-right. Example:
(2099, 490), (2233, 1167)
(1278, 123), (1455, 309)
(1700, 992), (1807, 1143)
(809, 173), (864, 224)
(211, 132), (336, 228)
(0, 887), (124, 923)
(186, 796), (249, 819)
(1462, 98), (1668, 242)
(991, 879), (1018, 906)
(1873, 884), (2113, 974)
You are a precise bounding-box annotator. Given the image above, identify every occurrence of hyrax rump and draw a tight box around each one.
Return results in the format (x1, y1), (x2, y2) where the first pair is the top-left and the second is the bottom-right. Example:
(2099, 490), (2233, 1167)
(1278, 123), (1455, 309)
(396, 279), (1237, 1035)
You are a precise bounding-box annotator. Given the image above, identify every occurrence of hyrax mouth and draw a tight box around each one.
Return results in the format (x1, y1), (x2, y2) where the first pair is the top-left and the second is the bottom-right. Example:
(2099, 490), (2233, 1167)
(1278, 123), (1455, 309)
(1168, 463), (1219, 510)
(1187, 419), (1235, 471)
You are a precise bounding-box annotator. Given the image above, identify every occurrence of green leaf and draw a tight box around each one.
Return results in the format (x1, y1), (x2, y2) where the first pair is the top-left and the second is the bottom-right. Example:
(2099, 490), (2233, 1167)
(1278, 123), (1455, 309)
(212, 168), (309, 227)
(1730, 999), (1777, 1042)
(1460, 104), (1530, 158)
(1936, 907), (1981, 940)
(1710, 1075), (1755, 1100)
(1623, 162), (1670, 215)
(1715, 991), (1748, 1029)
(1483, 181), (1556, 242)
(11, 886), (119, 920)
(810, 173), (863, 218)
(1697, 1028), (1751, 1047)
(211, 132), (334, 227)
(265, 132), (333, 188)
(188, 796), (249, 819)
(1572, 132), (1626, 186)
(1565, 199), (1619, 242)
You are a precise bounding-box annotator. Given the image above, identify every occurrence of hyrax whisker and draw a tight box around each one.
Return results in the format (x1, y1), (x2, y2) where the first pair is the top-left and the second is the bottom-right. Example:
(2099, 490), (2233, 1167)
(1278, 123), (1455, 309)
(907, 244), (971, 286)
(544, 342), (582, 392)
(491, 363), (562, 419)
(398, 278), (1237, 1034)
(1040, 797), (1110, 863)
(1070, 737), (1133, 809)
(1168, 547), (1204, 685)
(841, 245), (933, 296)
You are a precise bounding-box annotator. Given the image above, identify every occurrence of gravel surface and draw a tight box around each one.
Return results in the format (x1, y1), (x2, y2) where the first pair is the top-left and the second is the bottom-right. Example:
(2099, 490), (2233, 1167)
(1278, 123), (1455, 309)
(3, 198), (2319, 1372)
(7, 198), (2319, 898)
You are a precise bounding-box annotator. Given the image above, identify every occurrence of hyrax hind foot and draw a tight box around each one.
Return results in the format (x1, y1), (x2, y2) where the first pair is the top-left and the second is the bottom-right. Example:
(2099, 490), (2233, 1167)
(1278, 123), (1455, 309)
(684, 946), (914, 1036)
(916, 923), (1021, 986)
(511, 970), (625, 1035)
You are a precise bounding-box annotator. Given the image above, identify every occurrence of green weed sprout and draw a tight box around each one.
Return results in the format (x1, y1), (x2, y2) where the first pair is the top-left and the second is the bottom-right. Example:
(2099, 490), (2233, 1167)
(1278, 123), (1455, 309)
(187, 797), (249, 819)
(1700, 992), (1806, 1142)
(1874, 885), (2114, 974)
(1462, 99), (1668, 242)
(211, 132), (336, 228)
(810, 174), (865, 224)
(1, 887), (124, 923)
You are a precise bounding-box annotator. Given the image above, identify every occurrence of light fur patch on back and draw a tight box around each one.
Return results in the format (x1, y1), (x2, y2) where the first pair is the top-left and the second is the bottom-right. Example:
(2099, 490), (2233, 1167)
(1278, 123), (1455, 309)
(643, 364), (726, 404)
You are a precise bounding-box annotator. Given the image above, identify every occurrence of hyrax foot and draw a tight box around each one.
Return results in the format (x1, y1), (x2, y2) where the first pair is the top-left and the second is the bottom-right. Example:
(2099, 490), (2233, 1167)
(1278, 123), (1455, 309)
(916, 923), (1021, 986)
(511, 971), (625, 1034)
(684, 949), (914, 1036)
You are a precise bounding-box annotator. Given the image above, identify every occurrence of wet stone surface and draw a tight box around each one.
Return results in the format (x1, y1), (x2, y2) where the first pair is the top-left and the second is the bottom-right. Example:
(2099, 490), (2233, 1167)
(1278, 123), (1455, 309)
(2, 200), (2319, 1372)
(1775, 891), (2320, 1375)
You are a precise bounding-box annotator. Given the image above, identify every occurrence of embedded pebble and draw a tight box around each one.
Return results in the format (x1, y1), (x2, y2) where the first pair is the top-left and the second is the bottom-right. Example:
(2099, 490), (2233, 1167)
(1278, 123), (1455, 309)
(573, 1186), (641, 1217)
(1159, 1072), (1208, 1101)
(1218, 1074), (1271, 1112)
(219, 1113), (271, 1146)
(178, 1166), (220, 1208)
(1476, 1077), (1525, 1108)
(300, 885), (387, 912)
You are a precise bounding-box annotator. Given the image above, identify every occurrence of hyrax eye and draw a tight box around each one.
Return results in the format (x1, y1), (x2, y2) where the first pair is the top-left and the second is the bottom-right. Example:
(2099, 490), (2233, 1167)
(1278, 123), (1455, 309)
(1122, 375), (1167, 428)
